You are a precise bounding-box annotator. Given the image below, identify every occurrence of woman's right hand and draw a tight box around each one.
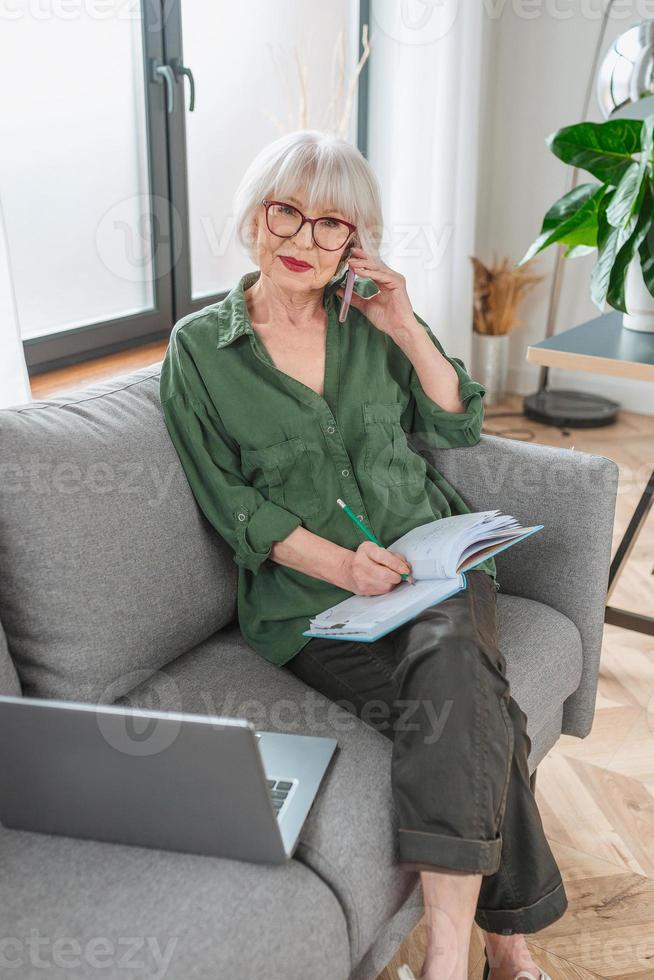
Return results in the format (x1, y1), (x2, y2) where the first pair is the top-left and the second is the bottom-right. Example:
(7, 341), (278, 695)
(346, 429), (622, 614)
(339, 541), (414, 595)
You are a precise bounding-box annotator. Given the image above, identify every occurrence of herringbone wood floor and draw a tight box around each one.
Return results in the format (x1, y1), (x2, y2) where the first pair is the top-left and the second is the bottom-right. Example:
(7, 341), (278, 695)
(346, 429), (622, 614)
(32, 352), (654, 980)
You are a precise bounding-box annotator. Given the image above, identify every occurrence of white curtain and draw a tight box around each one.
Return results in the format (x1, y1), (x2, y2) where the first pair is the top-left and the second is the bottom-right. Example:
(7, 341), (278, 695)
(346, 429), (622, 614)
(366, 0), (484, 367)
(0, 193), (31, 408)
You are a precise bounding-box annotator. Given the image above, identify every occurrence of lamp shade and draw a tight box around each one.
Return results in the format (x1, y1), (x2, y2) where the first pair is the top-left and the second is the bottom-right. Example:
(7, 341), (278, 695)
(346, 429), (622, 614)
(597, 21), (654, 119)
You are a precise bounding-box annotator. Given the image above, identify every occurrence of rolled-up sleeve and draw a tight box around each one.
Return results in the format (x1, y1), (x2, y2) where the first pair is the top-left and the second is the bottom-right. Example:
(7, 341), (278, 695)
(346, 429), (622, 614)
(400, 311), (487, 448)
(160, 333), (302, 574)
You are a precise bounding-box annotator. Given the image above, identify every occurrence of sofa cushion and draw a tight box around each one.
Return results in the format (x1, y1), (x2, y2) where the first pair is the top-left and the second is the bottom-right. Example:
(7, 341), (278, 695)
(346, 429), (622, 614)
(496, 592), (583, 751)
(0, 825), (349, 980)
(0, 616), (20, 697)
(116, 592), (581, 972)
(0, 364), (237, 703)
(116, 623), (419, 972)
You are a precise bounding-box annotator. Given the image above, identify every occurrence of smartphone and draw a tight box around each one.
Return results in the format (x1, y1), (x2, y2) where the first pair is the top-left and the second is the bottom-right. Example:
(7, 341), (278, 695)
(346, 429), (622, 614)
(338, 243), (357, 323)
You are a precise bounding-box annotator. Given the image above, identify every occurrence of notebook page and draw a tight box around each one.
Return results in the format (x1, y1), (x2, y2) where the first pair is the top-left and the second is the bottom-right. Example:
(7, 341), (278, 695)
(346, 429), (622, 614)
(456, 525), (543, 573)
(306, 577), (464, 638)
(389, 510), (503, 578)
(443, 513), (517, 571)
(457, 525), (538, 564)
(311, 576), (459, 632)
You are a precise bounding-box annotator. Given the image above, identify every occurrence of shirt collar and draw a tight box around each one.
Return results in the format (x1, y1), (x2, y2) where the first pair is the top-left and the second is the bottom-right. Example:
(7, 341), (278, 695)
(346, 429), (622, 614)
(215, 268), (380, 350)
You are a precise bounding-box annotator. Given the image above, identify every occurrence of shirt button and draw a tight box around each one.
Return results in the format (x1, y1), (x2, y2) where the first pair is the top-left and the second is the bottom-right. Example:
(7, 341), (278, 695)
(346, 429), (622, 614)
(237, 513), (246, 521)
(326, 425), (335, 434)
(341, 469), (349, 477)
(357, 515), (364, 521)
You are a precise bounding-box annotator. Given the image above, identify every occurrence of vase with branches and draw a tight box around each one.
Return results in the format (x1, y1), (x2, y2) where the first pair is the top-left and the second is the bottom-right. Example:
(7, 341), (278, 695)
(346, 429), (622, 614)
(264, 24), (371, 137)
(469, 254), (544, 406)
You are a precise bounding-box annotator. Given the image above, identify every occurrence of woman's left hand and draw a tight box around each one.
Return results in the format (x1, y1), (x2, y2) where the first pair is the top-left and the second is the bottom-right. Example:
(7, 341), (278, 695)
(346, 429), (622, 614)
(335, 247), (418, 340)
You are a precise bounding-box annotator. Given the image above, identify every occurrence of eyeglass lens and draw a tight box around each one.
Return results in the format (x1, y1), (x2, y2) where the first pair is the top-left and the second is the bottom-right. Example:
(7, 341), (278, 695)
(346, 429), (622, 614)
(266, 203), (350, 250)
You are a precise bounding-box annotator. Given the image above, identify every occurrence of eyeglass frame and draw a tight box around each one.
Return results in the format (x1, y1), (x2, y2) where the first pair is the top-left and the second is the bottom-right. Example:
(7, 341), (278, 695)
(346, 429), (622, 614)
(261, 198), (358, 252)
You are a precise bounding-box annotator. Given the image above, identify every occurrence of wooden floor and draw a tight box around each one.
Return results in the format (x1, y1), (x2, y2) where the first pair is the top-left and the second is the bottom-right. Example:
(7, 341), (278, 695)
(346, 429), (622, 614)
(386, 397), (654, 980)
(32, 351), (654, 980)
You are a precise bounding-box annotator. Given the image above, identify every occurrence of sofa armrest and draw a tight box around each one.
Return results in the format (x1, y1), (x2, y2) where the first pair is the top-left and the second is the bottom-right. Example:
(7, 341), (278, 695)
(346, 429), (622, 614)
(410, 432), (619, 739)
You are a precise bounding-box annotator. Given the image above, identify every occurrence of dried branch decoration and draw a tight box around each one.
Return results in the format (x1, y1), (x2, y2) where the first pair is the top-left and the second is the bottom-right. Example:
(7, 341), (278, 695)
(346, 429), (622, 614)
(469, 254), (544, 336)
(264, 23), (372, 137)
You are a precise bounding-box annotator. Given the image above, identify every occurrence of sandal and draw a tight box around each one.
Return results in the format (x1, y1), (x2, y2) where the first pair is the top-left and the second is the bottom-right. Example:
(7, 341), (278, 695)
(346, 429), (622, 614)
(483, 948), (553, 980)
(398, 951), (553, 979)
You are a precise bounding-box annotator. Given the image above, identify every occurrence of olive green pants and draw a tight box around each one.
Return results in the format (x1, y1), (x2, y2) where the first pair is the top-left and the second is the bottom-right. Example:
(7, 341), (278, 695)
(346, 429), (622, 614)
(285, 569), (568, 935)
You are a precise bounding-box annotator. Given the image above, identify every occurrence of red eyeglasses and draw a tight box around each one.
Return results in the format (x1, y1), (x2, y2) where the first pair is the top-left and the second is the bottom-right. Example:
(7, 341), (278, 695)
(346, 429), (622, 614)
(261, 199), (357, 252)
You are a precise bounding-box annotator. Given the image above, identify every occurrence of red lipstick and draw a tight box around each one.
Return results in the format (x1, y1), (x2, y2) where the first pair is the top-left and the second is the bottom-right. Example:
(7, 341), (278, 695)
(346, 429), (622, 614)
(280, 255), (312, 272)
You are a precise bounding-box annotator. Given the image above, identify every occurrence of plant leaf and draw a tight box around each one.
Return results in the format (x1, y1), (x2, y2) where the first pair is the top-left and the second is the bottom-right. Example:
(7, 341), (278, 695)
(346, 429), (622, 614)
(637, 209), (654, 300)
(606, 183), (654, 313)
(516, 183), (605, 266)
(564, 244), (597, 258)
(605, 163), (644, 228)
(590, 192), (621, 311)
(605, 116), (654, 228)
(540, 182), (601, 234)
(546, 118), (644, 185)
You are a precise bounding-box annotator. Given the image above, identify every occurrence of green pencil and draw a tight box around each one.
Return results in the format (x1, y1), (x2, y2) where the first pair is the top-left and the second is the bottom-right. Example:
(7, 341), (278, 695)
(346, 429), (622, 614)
(336, 498), (415, 585)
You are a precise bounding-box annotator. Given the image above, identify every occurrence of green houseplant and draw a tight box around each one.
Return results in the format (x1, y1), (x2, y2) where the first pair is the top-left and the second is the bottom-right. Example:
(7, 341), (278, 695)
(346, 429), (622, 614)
(517, 112), (654, 333)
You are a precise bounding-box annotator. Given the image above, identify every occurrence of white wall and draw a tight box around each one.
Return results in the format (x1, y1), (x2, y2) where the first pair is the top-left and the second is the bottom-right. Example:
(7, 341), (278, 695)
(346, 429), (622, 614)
(0, 193), (30, 407)
(476, 2), (654, 415)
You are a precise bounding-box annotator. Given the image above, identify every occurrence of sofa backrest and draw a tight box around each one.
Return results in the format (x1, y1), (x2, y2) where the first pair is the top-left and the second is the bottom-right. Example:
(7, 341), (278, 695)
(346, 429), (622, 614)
(0, 363), (237, 703)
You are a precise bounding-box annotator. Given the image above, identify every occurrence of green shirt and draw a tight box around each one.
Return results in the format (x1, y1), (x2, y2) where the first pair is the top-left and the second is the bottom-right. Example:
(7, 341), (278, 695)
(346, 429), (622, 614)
(159, 268), (497, 667)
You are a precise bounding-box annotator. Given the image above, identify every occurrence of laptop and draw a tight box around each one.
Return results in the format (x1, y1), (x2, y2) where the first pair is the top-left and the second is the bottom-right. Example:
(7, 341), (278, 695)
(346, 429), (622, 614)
(0, 694), (338, 864)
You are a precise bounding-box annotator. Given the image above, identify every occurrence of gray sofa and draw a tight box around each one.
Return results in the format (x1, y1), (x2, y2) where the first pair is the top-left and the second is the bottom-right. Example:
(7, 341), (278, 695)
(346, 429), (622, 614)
(0, 362), (619, 980)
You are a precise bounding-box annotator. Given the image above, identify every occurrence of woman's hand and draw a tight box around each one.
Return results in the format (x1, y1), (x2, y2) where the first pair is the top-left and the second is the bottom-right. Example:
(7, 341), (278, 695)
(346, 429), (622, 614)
(336, 247), (418, 340)
(339, 541), (414, 596)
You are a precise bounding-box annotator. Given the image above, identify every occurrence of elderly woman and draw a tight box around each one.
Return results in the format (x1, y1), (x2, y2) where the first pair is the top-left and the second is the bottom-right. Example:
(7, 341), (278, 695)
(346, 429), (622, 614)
(159, 130), (565, 980)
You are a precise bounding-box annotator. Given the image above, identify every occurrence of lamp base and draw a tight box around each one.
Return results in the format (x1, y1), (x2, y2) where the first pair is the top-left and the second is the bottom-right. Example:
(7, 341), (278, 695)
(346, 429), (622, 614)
(522, 388), (620, 428)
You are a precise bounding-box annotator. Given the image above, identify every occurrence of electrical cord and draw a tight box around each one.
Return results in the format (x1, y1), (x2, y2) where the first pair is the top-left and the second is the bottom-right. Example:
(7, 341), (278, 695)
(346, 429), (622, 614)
(482, 411), (538, 441)
(483, 411), (580, 443)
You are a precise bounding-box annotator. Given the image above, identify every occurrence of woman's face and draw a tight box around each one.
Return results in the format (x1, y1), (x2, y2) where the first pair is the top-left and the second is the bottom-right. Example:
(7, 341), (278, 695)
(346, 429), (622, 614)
(251, 193), (356, 294)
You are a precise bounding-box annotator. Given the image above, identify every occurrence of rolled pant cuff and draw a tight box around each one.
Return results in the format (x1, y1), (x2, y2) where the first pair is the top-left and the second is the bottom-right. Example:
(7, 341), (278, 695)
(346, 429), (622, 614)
(397, 827), (502, 875)
(474, 878), (568, 935)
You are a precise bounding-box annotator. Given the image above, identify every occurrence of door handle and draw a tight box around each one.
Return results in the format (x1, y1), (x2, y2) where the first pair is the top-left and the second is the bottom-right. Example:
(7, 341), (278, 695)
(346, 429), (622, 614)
(170, 59), (196, 112)
(150, 60), (176, 114)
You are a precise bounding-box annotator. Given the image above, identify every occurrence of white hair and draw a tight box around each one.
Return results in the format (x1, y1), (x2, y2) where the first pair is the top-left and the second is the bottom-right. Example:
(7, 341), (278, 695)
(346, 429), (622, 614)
(233, 129), (383, 282)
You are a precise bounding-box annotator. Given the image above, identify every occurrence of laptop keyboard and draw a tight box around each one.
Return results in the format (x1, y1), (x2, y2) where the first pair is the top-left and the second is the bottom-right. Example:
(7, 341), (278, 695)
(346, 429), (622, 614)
(266, 779), (293, 817)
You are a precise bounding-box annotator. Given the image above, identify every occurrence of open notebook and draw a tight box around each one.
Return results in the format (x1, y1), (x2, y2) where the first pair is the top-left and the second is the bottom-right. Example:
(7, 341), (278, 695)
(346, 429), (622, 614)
(302, 510), (543, 642)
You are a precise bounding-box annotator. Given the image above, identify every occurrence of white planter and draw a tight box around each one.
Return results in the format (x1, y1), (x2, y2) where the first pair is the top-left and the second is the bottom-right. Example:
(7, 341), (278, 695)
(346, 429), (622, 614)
(470, 333), (509, 407)
(622, 256), (654, 333)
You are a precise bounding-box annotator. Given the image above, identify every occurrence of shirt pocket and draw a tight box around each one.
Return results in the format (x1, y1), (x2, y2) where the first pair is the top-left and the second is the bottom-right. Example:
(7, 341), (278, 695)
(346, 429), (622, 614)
(363, 402), (427, 487)
(240, 435), (321, 520)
